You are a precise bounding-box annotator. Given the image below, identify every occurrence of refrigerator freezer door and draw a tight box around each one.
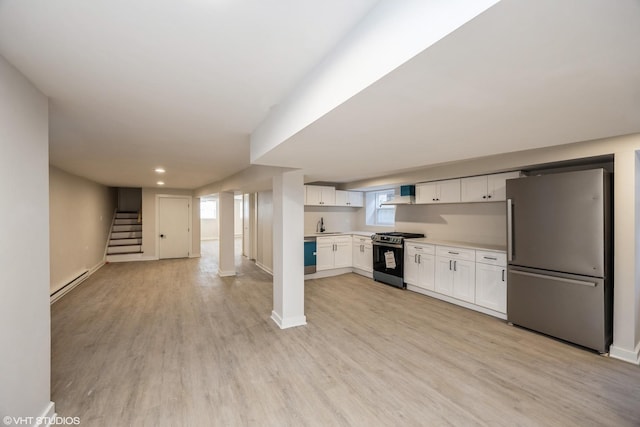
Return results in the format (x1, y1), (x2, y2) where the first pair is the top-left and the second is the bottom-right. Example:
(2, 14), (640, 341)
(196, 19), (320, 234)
(507, 266), (610, 352)
(506, 169), (606, 277)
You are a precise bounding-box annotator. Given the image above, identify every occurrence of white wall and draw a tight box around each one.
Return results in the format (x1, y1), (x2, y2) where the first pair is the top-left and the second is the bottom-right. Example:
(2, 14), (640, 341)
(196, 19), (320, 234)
(201, 218), (219, 240)
(256, 191), (273, 273)
(234, 197), (243, 236)
(0, 55), (53, 420)
(141, 188), (200, 258)
(304, 206), (360, 235)
(350, 133), (640, 364)
(49, 166), (116, 293)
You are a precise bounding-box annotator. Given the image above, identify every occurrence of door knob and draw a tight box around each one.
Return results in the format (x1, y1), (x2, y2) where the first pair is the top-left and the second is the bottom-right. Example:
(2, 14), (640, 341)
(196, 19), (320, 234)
(160, 234), (165, 238)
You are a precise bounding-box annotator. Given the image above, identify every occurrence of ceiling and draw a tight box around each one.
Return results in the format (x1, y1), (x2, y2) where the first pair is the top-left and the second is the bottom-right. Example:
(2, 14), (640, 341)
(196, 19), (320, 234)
(255, 0), (640, 183)
(1, 0), (639, 191)
(0, 0), (379, 188)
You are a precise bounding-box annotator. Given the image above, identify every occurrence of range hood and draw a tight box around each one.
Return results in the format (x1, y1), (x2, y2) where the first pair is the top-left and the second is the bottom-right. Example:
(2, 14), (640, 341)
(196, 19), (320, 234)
(381, 195), (415, 205)
(381, 185), (416, 205)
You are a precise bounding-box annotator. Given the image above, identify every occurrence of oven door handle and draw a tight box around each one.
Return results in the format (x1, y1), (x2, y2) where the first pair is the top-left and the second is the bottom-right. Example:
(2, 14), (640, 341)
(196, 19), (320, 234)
(373, 242), (403, 249)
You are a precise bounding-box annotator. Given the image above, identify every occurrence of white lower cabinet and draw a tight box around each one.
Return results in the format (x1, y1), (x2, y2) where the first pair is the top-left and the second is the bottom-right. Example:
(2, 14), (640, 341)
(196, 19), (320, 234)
(317, 235), (352, 271)
(475, 251), (507, 314)
(435, 246), (476, 303)
(352, 236), (373, 272)
(404, 243), (435, 291)
(408, 242), (506, 318)
(434, 255), (475, 303)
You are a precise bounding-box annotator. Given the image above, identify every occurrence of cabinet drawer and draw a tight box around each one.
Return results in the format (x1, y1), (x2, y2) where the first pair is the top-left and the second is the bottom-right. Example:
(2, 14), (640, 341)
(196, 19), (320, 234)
(353, 236), (372, 244)
(334, 235), (352, 244)
(476, 250), (507, 266)
(406, 243), (435, 255)
(436, 245), (475, 261)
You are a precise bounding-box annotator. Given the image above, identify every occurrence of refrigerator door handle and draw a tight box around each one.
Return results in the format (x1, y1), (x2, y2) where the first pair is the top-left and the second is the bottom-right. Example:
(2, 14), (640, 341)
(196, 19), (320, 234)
(510, 269), (597, 287)
(507, 198), (514, 262)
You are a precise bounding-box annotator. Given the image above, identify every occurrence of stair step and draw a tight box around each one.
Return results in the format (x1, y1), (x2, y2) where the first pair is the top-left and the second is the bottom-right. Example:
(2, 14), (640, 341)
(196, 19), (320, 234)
(111, 231), (142, 239)
(116, 212), (139, 219)
(114, 218), (140, 225)
(109, 238), (142, 246)
(107, 245), (142, 255)
(112, 224), (142, 232)
(106, 252), (145, 262)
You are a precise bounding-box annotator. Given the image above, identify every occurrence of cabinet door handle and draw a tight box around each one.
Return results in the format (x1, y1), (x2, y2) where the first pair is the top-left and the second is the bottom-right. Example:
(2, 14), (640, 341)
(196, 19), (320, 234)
(449, 260), (452, 270)
(418, 254), (421, 264)
(415, 254), (418, 263)
(502, 269), (505, 282)
(454, 260), (457, 271)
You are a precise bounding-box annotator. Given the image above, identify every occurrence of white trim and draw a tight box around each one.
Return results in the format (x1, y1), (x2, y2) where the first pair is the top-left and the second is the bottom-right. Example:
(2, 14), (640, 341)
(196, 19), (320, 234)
(106, 253), (157, 263)
(103, 207), (117, 259)
(189, 253), (201, 258)
(218, 269), (236, 277)
(50, 260), (106, 304)
(352, 268), (374, 279)
(156, 194), (193, 260)
(271, 311), (307, 329)
(304, 267), (353, 280)
(255, 261), (273, 275)
(37, 401), (56, 426)
(610, 341), (640, 365)
(406, 285), (507, 320)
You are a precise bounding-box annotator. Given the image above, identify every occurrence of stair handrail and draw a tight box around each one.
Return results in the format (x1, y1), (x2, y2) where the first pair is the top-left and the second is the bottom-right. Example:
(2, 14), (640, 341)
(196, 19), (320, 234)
(103, 208), (118, 261)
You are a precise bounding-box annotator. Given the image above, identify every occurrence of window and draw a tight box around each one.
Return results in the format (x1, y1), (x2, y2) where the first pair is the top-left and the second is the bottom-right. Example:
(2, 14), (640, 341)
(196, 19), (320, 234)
(366, 189), (396, 226)
(200, 199), (217, 219)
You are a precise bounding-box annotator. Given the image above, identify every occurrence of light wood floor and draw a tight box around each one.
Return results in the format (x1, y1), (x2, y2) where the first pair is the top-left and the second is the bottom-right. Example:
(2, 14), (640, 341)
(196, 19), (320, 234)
(51, 241), (640, 426)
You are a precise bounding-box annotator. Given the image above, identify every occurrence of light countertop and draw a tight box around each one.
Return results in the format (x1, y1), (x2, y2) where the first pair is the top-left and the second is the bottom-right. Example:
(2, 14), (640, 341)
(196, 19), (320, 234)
(404, 237), (506, 253)
(304, 230), (375, 239)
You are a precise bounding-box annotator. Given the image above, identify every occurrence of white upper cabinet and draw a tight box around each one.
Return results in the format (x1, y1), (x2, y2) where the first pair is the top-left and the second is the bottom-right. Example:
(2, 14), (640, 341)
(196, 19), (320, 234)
(416, 179), (461, 204)
(335, 190), (364, 207)
(461, 171), (521, 202)
(487, 171), (521, 201)
(305, 185), (336, 206)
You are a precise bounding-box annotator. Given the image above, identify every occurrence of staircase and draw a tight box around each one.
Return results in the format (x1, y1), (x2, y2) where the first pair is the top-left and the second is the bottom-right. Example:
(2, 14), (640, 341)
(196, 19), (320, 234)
(106, 211), (143, 261)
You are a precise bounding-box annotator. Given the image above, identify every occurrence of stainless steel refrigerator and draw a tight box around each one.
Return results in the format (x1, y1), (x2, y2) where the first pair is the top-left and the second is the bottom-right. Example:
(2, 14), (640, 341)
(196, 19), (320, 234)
(506, 168), (612, 353)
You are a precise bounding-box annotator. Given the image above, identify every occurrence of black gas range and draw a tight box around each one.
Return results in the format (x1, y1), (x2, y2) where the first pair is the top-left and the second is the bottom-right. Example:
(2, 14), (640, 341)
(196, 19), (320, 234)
(372, 232), (425, 288)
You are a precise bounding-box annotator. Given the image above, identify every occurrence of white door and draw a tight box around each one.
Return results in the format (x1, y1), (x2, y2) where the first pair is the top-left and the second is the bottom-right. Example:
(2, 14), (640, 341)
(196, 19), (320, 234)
(158, 197), (190, 259)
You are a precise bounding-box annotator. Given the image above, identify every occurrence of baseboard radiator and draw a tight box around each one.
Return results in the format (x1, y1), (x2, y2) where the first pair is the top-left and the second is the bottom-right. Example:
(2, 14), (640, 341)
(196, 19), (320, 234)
(50, 270), (89, 304)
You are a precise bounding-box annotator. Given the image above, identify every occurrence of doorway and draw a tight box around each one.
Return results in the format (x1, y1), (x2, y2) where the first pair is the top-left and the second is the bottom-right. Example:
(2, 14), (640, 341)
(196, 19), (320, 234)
(158, 196), (191, 259)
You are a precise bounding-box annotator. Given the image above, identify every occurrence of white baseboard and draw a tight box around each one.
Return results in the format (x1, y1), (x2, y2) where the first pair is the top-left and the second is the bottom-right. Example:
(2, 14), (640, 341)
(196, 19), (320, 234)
(352, 268), (373, 279)
(105, 253), (157, 263)
(271, 311), (307, 329)
(304, 267), (352, 280)
(189, 253), (201, 258)
(406, 285), (507, 320)
(255, 262), (273, 275)
(218, 269), (236, 277)
(50, 260), (106, 304)
(610, 341), (640, 365)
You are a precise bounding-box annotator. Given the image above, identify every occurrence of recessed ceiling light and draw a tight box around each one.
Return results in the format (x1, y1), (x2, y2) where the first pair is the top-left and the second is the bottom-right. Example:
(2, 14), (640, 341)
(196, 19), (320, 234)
(154, 168), (166, 173)
(157, 181), (165, 186)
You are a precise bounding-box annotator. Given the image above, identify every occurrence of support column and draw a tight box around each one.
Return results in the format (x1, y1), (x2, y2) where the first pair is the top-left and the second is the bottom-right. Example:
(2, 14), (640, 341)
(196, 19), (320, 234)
(218, 191), (236, 277)
(610, 149), (640, 364)
(271, 170), (306, 329)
